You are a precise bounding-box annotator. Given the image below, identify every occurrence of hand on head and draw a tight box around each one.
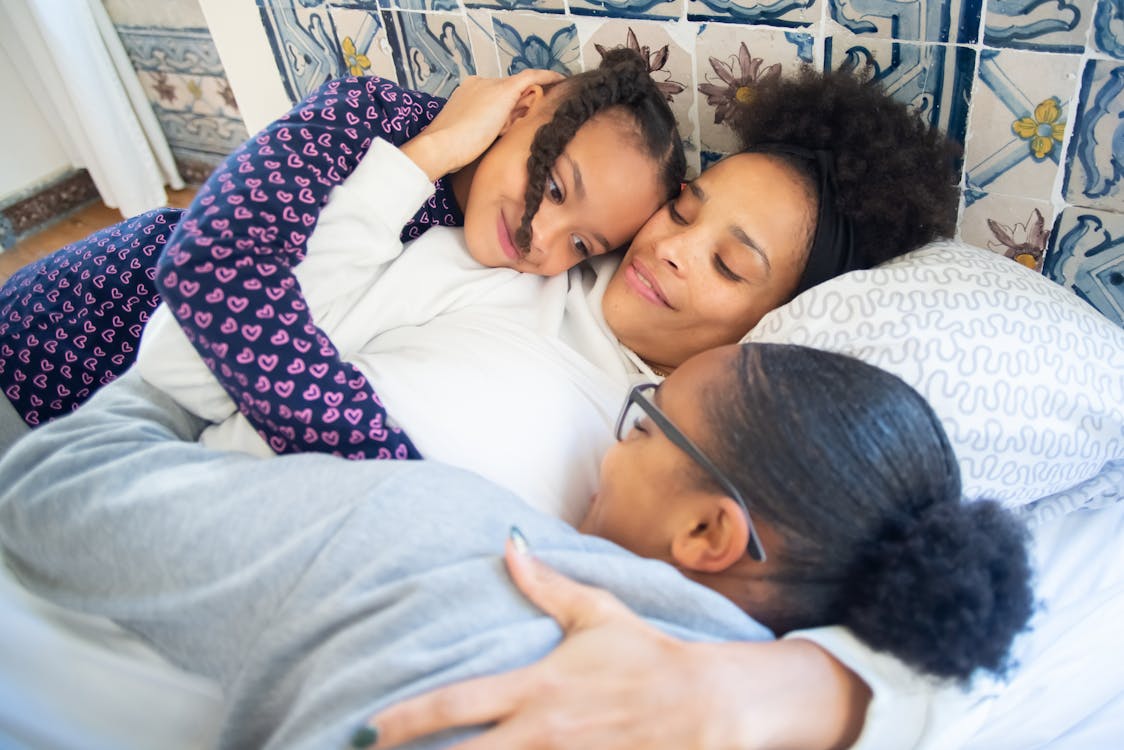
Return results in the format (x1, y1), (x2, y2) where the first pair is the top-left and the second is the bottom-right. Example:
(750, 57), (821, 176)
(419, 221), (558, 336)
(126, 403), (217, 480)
(448, 53), (685, 277)
(400, 69), (566, 182)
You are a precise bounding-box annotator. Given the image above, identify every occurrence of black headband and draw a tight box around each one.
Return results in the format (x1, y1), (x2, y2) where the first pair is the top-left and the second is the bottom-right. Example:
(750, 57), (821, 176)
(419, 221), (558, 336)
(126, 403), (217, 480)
(748, 144), (858, 297)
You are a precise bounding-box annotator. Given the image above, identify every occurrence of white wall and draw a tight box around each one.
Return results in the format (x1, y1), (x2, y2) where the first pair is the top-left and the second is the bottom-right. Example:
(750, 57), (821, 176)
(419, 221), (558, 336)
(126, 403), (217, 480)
(0, 40), (73, 204)
(198, 0), (289, 134)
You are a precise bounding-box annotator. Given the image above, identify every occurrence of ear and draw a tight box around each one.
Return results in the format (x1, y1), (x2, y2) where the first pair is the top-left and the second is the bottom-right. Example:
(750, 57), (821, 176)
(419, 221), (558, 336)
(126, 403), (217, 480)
(669, 497), (750, 573)
(499, 85), (549, 136)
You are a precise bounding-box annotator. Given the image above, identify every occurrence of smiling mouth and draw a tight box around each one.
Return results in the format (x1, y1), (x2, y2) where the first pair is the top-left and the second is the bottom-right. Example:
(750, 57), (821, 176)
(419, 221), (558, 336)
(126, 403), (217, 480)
(497, 214), (524, 263)
(626, 261), (671, 307)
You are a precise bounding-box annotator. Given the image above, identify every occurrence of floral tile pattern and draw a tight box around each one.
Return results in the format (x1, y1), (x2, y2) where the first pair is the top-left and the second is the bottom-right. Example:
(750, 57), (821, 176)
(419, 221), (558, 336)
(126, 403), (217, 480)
(465, 0), (567, 14)
(961, 194), (1055, 271)
(1044, 206), (1124, 325)
(1063, 59), (1124, 213)
(825, 31), (975, 147)
(492, 15), (581, 75)
(569, 0), (684, 20)
(695, 26), (812, 154)
(1093, 0), (1124, 58)
(965, 49), (1081, 205)
(687, 0), (820, 27)
(983, 0), (1097, 53)
(115, 25), (248, 168)
(827, 0), (984, 44)
(229, 0), (1124, 326)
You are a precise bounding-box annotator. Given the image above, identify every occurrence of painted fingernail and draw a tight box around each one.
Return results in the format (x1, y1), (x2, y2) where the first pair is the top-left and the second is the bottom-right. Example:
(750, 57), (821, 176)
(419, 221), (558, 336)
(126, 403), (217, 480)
(510, 525), (530, 555)
(350, 725), (379, 748)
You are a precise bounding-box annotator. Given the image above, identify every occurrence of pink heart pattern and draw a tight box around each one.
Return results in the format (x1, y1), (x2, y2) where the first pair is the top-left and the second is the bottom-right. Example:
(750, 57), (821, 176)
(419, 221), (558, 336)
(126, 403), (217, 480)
(1, 76), (461, 442)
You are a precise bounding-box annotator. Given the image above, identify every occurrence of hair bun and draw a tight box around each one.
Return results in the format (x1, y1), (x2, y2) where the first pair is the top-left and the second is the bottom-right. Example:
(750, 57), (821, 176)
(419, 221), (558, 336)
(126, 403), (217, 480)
(841, 500), (1034, 682)
(597, 46), (649, 76)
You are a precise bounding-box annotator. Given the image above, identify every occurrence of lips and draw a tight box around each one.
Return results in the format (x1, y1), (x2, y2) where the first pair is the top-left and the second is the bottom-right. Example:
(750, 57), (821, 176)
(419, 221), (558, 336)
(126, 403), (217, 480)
(496, 214), (523, 263)
(624, 260), (671, 308)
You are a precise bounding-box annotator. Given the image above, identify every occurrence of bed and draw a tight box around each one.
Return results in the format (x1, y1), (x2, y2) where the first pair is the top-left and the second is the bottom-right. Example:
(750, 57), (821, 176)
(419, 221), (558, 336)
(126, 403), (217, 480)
(1, 238), (1122, 749)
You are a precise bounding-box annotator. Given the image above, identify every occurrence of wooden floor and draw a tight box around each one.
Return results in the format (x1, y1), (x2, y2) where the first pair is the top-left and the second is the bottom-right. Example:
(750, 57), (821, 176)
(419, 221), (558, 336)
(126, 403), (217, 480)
(0, 188), (197, 285)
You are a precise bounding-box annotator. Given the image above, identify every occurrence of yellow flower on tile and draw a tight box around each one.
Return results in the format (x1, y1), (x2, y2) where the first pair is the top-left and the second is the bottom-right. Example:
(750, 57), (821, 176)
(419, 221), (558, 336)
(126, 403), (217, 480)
(342, 37), (371, 77)
(1012, 97), (1066, 159)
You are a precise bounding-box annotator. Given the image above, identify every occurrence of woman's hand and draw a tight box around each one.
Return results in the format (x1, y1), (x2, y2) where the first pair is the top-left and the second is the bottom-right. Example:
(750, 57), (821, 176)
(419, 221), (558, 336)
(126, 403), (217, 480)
(360, 538), (871, 750)
(400, 69), (565, 182)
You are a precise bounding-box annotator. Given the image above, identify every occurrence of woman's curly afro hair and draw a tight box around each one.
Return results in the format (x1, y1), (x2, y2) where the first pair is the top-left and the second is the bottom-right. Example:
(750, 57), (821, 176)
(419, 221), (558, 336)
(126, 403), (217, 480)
(731, 66), (962, 268)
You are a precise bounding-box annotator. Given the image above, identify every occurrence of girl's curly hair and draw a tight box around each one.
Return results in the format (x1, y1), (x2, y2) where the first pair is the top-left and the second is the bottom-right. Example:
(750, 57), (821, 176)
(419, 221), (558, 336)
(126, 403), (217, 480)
(514, 48), (685, 252)
(730, 67), (961, 269)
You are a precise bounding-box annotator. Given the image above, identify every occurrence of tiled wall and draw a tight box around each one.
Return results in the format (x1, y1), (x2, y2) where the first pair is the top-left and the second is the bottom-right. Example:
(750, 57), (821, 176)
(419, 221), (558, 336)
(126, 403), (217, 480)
(260, 1), (1121, 326)
(103, 0), (248, 183)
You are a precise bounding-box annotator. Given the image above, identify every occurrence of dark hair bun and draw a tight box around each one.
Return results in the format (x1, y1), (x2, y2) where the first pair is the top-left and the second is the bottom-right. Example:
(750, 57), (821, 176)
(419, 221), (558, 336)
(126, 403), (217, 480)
(842, 500), (1034, 682)
(596, 46), (649, 75)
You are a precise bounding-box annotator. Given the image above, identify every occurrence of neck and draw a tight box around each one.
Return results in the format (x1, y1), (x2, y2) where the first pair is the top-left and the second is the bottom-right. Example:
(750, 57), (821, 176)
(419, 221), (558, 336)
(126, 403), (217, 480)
(449, 157), (480, 213)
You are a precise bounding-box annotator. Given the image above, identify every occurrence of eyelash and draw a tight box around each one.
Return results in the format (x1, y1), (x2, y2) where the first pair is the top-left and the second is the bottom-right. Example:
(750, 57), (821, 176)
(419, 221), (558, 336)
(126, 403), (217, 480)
(546, 174), (564, 204)
(714, 256), (743, 282)
(667, 201), (687, 225)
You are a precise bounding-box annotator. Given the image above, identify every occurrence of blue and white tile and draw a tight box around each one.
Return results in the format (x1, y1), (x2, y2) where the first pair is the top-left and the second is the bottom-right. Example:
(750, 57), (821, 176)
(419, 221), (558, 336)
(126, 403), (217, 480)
(384, 11), (476, 97)
(326, 6), (400, 82)
(1063, 59), (1124, 213)
(961, 193), (1055, 272)
(965, 49), (1079, 205)
(584, 20), (699, 173)
(983, 0), (1097, 53)
(464, 0), (567, 14)
(258, 0), (344, 102)
(687, 0), (820, 28)
(695, 25), (813, 154)
(826, 0), (983, 43)
(465, 10), (504, 78)
(492, 14), (582, 75)
(825, 31), (976, 147)
(1092, 0), (1124, 58)
(1044, 206), (1124, 326)
(569, 0), (684, 21)
(117, 25), (248, 161)
(387, 0), (462, 12)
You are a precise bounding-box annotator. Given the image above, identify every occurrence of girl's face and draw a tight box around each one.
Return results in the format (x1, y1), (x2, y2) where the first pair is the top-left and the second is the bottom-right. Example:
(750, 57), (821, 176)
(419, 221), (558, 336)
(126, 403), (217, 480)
(461, 103), (665, 277)
(579, 346), (737, 560)
(602, 153), (815, 370)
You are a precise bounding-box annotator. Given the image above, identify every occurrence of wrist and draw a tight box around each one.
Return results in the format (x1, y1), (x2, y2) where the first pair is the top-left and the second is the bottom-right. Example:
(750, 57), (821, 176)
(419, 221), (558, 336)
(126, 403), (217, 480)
(400, 132), (450, 182)
(697, 639), (871, 750)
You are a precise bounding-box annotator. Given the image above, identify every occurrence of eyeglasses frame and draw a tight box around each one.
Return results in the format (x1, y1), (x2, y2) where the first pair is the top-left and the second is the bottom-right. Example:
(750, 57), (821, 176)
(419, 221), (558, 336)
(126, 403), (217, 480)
(615, 383), (767, 562)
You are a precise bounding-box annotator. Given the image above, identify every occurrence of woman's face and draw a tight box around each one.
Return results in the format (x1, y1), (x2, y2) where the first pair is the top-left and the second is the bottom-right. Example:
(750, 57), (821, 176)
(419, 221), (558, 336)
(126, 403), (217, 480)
(579, 345), (737, 561)
(602, 153), (815, 370)
(461, 103), (665, 277)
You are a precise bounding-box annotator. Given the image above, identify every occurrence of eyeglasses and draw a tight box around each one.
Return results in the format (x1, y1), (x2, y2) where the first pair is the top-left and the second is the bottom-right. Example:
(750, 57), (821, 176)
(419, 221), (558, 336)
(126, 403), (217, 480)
(615, 383), (767, 562)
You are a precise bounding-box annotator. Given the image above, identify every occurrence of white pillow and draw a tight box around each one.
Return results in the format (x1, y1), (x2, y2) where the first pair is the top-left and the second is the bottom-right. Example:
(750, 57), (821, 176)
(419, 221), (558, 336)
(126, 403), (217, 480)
(743, 239), (1124, 511)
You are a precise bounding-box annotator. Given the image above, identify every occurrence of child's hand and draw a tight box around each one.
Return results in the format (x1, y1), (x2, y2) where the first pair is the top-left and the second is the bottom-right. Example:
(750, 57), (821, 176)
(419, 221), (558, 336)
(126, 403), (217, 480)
(401, 69), (565, 182)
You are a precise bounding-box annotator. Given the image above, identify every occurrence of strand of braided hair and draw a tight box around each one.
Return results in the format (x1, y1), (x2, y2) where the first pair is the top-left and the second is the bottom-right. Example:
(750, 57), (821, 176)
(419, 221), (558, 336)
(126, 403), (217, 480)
(513, 47), (685, 252)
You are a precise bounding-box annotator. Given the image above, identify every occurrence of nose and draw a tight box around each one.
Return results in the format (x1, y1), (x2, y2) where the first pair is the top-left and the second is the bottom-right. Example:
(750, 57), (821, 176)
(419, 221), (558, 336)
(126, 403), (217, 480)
(650, 220), (691, 275)
(528, 207), (568, 266)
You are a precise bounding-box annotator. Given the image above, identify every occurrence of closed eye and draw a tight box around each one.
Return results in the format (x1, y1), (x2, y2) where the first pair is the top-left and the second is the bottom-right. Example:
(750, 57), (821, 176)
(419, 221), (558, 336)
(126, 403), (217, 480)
(714, 255), (743, 282)
(667, 200), (687, 225)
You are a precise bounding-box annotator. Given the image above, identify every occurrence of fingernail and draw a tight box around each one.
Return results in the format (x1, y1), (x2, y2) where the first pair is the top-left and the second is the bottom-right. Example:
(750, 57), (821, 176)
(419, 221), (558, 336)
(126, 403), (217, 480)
(350, 725), (379, 748)
(510, 525), (530, 555)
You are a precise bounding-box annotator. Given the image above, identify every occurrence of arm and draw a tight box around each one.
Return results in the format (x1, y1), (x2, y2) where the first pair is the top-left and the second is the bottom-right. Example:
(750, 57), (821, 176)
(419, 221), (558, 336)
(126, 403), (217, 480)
(368, 547), (873, 750)
(155, 75), (446, 459)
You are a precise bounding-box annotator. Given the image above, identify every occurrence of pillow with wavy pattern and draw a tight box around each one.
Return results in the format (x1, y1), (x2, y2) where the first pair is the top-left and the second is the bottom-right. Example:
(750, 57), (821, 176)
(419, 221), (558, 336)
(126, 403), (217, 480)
(743, 239), (1124, 518)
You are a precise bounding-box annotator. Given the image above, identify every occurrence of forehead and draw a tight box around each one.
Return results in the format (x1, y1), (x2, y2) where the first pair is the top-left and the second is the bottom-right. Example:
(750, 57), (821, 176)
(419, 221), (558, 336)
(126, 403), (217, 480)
(695, 152), (815, 246)
(563, 112), (663, 243)
(656, 346), (739, 424)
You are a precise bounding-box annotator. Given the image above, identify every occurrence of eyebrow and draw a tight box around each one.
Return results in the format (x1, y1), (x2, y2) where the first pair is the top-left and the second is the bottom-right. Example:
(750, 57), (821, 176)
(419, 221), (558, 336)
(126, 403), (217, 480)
(691, 180), (771, 274)
(561, 153), (611, 253)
